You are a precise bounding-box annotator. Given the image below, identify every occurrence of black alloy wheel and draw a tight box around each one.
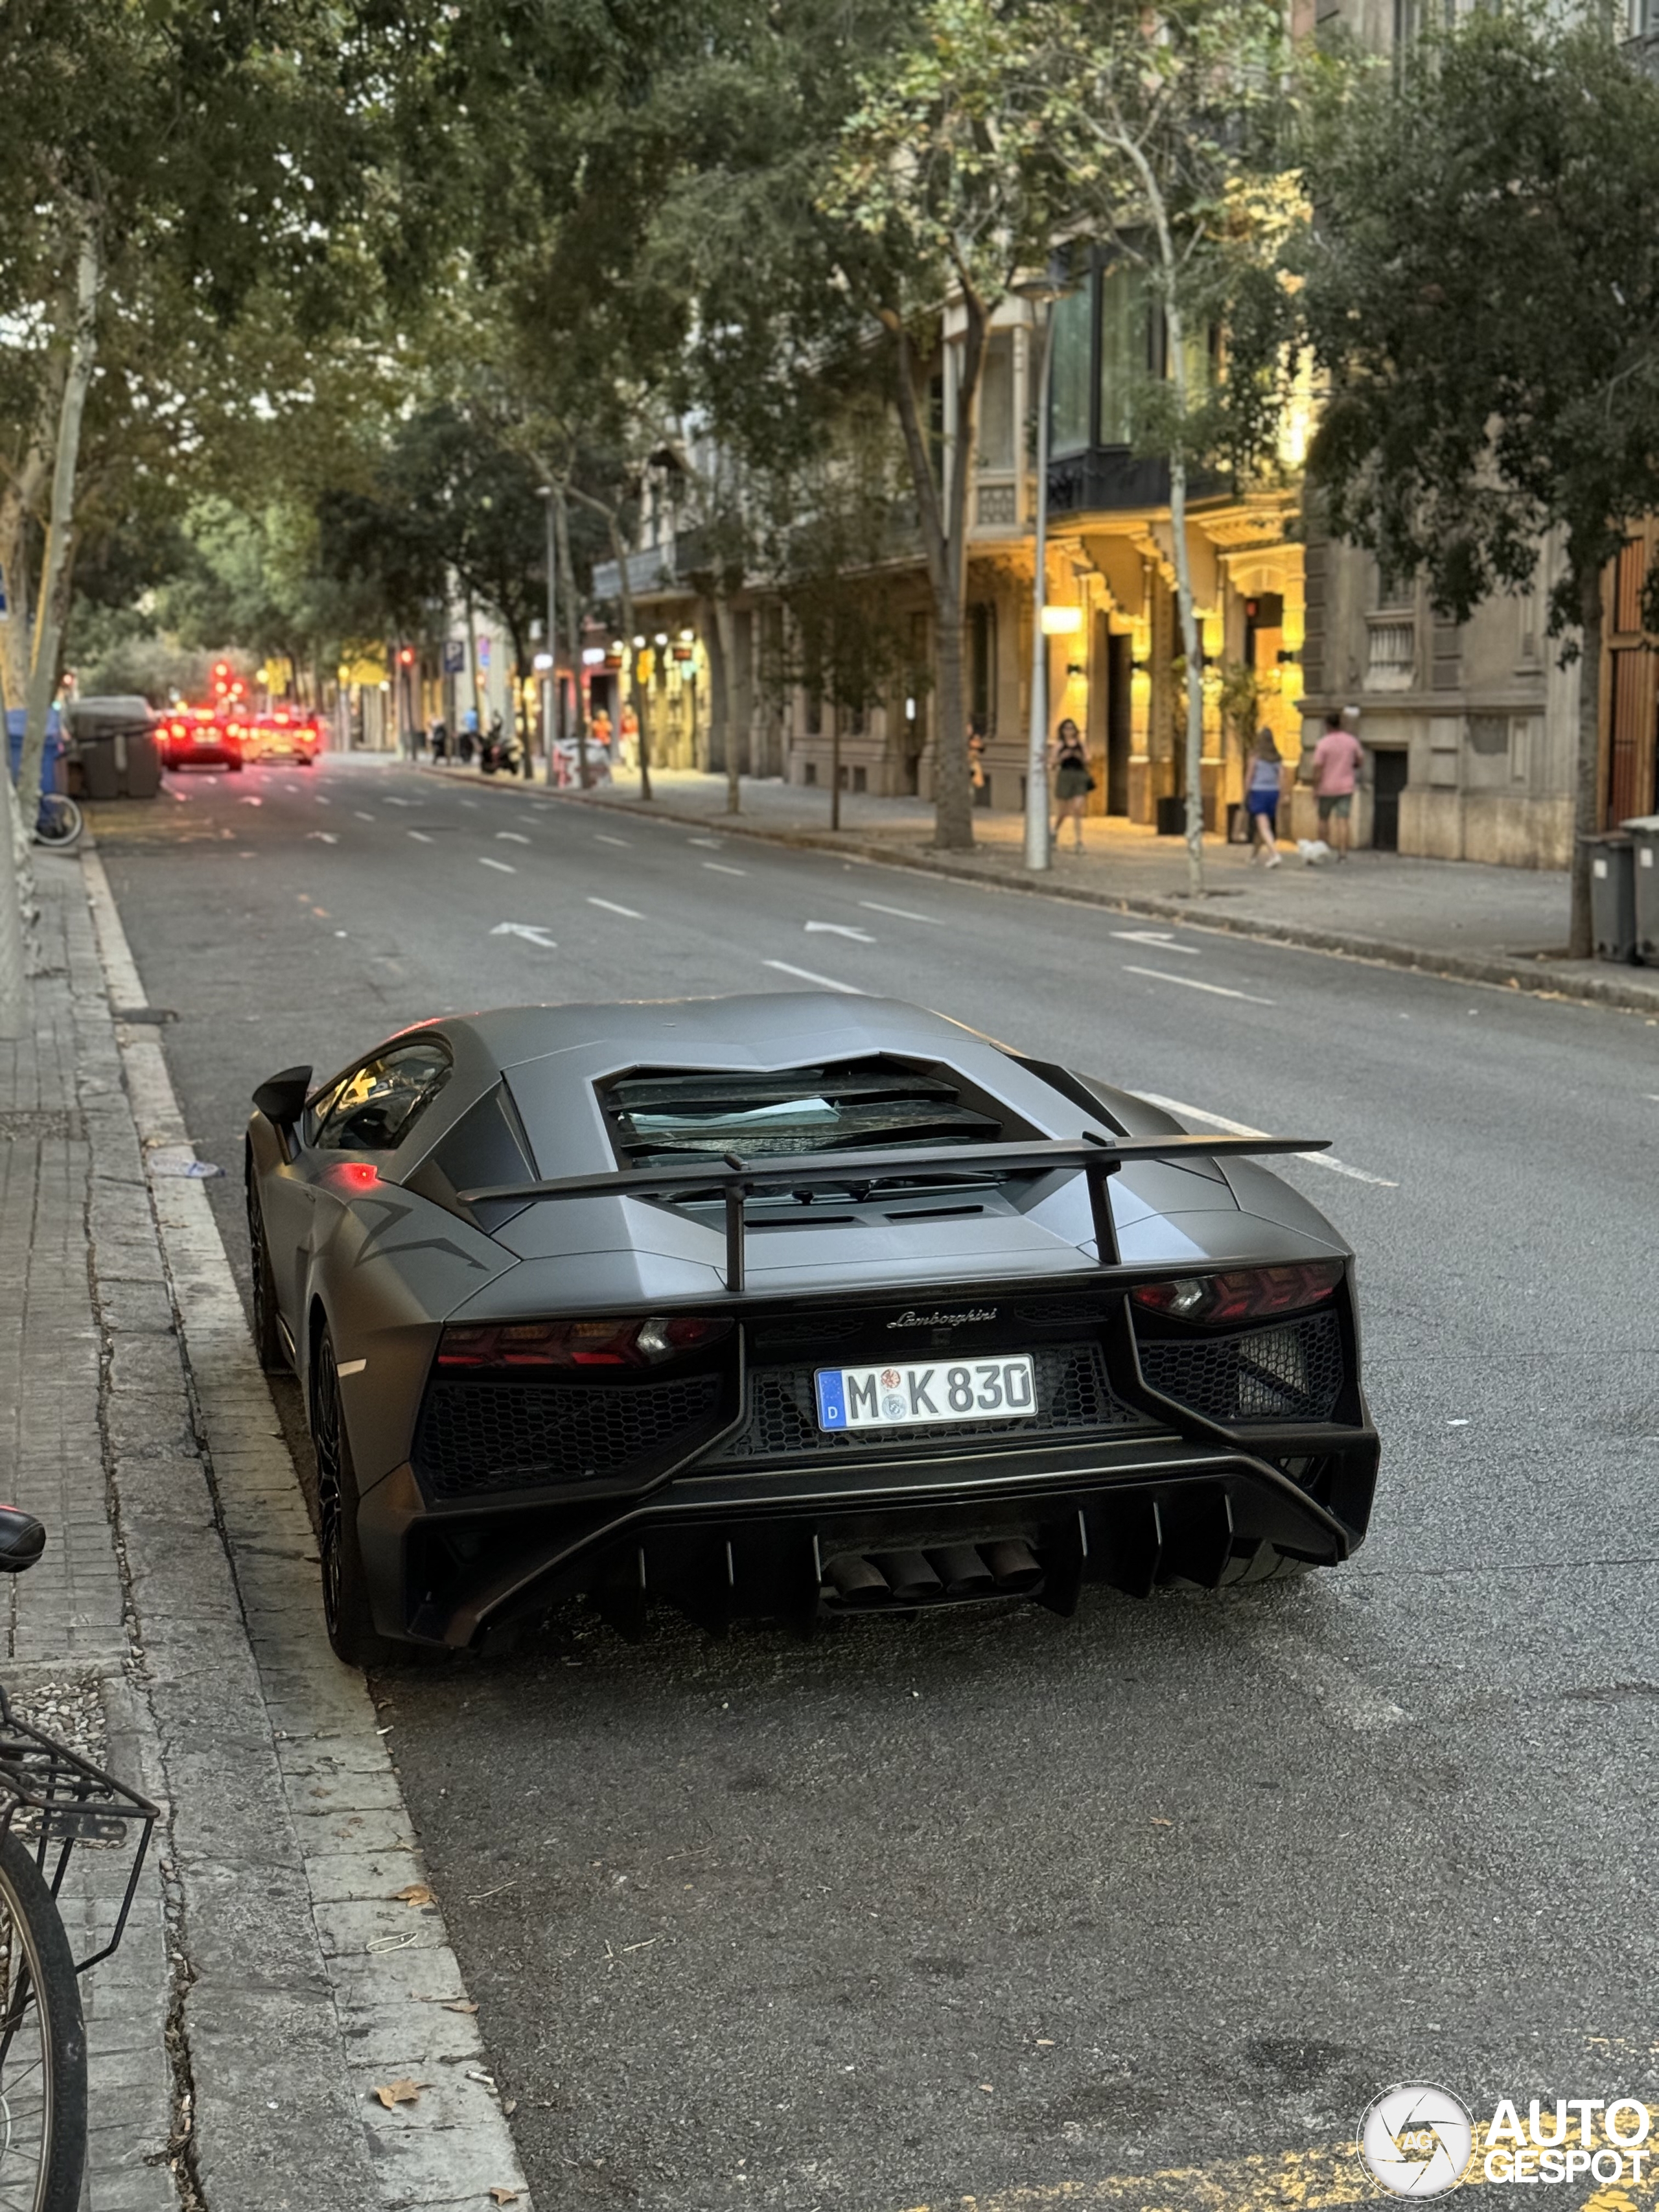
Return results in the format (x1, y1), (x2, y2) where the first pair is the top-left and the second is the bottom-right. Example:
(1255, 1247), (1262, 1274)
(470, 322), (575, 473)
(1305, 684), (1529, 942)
(311, 1331), (392, 1668)
(246, 1167), (287, 1375)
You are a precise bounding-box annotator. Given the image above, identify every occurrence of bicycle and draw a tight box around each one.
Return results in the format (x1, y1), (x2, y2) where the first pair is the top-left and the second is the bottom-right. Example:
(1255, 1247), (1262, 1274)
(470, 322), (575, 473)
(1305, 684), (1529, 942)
(31, 795), (82, 852)
(0, 1505), (157, 2209)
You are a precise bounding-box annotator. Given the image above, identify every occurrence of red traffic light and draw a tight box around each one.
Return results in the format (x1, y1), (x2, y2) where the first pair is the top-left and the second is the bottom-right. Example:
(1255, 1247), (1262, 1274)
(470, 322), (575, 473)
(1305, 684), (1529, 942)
(398, 647), (416, 667)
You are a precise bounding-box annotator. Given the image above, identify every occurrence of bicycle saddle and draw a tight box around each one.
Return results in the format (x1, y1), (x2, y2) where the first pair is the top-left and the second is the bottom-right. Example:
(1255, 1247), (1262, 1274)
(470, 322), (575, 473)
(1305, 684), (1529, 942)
(0, 1508), (46, 1572)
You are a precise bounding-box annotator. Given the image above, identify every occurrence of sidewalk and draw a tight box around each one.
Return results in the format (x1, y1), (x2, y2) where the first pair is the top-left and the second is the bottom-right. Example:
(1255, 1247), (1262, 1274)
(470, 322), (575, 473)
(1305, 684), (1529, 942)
(426, 758), (1659, 1016)
(0, 850), (533, 2211)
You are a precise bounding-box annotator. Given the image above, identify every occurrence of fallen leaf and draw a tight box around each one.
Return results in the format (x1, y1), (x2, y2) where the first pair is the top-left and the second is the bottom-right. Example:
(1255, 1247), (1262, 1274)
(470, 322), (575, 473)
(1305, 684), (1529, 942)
(979, 2082), (994, 2093)
(372, 2079), (425, 2110)
(1150, 1817), (1173, 1828)
(503, 2098), (518, 2116)
(490, 2191), (520, 2206)
(443, 1999), (480, 2014)
(393, 1883), (435, 1907)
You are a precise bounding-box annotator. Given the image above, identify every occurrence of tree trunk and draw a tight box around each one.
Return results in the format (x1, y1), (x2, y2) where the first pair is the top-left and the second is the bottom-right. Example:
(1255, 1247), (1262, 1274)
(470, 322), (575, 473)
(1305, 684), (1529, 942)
(17, 211), (101, 833)
(885, 297), (988, 854)
(465, 590), (484, 749)
(713, 591), (741, 814)
(1569, 566), (1604, 961)
(609, 517), (651, 800)
(1167, 447), (1206, 897)
(554, 487), (590, 789)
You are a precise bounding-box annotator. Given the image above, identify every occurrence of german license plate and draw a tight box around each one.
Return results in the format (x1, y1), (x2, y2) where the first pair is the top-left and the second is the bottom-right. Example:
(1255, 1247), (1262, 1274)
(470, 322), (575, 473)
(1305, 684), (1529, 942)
(814, 1355), (1037, 1431)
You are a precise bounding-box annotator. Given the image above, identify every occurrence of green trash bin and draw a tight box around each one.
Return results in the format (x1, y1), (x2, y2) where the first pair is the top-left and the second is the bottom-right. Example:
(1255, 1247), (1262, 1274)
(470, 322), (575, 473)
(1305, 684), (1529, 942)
(1585, 833), (1637, 963)
(1621, 815), (1659, 964)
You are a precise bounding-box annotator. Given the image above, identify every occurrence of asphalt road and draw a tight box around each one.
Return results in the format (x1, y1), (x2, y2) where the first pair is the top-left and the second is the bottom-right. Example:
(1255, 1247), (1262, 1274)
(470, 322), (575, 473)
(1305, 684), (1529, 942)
(95, 752), (1659, 2212)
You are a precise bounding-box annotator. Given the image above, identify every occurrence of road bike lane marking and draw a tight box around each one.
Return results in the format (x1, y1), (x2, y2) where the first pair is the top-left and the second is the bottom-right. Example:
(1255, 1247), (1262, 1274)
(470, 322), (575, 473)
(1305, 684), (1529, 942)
(1133, 1090), (1398, 1188)
(1122, 965), (1274, 1005)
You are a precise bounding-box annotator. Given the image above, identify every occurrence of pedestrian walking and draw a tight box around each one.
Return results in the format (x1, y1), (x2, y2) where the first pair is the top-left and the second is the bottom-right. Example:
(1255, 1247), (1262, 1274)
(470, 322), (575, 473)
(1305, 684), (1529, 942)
(1049, 717), (1091, 852)
(1310, 708), (1366, 860)
(1244, 728), (1284, 868)
(430, 717), (448, 762)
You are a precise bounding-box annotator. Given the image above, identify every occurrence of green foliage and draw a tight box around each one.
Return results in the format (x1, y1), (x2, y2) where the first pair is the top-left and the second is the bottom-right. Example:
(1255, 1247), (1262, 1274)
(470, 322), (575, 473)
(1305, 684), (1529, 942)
(1295, 5), (1659, 636)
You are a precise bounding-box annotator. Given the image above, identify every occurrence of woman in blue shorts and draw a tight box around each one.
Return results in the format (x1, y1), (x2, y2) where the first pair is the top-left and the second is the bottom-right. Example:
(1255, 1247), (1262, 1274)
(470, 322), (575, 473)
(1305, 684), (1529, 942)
(1244, 728), (1283, 868)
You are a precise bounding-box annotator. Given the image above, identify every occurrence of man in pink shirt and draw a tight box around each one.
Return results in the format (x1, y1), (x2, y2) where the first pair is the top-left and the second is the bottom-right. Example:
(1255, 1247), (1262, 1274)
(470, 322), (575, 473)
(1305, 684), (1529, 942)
(1310, 710), (1367, 858)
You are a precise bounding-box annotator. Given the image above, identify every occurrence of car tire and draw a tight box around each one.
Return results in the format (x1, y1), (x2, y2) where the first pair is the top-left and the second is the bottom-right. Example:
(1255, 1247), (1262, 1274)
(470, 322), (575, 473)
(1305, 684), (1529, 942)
(312, 1329), (394, 1669)
(245, 1170), (288, 1375)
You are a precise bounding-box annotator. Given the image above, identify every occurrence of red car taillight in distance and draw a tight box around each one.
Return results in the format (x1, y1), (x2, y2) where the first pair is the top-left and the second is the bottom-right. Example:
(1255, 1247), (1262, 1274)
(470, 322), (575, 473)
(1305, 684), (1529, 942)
(1131, 1260), (1343, 1328)
(437, 1316), (734, 1371)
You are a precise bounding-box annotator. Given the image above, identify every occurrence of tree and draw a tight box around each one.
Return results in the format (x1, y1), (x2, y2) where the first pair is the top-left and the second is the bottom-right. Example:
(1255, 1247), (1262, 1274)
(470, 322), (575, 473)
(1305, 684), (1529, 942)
(1032, 0), (1303, 893)
(824, 0), (1062, 850)
(1295, 6), (1659, 958)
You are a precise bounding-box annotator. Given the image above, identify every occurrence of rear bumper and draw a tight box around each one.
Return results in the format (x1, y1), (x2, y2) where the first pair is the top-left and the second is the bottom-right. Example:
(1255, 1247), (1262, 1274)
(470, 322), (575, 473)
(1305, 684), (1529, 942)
(357, 1424), (1380, 1649)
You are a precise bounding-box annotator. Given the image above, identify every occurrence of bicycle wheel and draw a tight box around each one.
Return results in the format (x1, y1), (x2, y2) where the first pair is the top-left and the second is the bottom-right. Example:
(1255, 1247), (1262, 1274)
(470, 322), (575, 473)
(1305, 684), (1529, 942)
(0, 1827), (85, 2211)
(32, 798), (81, 851)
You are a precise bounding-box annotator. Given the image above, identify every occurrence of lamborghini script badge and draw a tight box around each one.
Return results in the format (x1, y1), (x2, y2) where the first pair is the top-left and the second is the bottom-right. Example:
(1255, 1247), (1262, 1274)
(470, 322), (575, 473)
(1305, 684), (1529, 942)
(887, 1307), (999, 1329)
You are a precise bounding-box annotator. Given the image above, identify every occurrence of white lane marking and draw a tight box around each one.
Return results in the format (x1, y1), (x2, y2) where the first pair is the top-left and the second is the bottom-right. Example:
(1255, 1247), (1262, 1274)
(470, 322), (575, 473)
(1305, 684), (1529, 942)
(1111, 929), (1200, 956)
(459, 798), (478, 808)
(314, 795), (331, 806)
(1122, 965), (1274, 1005)
(1133, 1091), (1399, 1188)
(479, 856), (516, 873)
(408, 830), (434, 843)
(860, 900), (938, 924)
(240, 796), (262, 806)
(384, 797), (412, 806)
(305, 832), (338, 845)
(688, 835), (723, 847)
(354, 811), (375, 821)
(763, 959), (864, 994)
(702, 861), (747, 876)
(491, 922), (557, 949)
(588, 896), (642, 918)
(165, 785), (188, 800)
(336, 1358), (367, 1376)
(806, 920), (875, 942)
(595, 833), (631, 847)
(496, 831), (530, 844)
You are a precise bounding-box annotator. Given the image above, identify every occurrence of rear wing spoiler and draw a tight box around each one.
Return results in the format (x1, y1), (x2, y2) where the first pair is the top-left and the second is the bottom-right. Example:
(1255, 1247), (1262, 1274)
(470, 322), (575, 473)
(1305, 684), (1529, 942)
(458, 1130), (1329, 1294)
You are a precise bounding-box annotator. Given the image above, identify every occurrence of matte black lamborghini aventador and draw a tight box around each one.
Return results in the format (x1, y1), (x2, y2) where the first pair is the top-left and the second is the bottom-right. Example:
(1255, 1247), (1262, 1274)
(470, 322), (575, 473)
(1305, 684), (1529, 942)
(244, 994), (1379, 1664)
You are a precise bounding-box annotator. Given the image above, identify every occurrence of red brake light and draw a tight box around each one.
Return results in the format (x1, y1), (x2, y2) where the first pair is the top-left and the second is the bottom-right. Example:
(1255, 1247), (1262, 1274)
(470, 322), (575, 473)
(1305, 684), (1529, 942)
(436, 1316), (733, 1370)
(1131, 1261), (1342, 1327)
(325, 1161), (381, 1193)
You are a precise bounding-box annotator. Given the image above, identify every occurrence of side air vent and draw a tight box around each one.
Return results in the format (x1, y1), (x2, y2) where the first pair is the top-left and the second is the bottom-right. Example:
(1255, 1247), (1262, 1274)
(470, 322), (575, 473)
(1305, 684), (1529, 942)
(600, 1058), (1006, 1170)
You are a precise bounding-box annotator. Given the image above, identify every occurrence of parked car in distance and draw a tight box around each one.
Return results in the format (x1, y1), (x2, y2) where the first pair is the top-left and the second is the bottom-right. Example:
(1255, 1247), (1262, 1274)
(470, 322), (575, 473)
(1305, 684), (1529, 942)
(159, 706), (244, 773)
(246, 707), (321, 765)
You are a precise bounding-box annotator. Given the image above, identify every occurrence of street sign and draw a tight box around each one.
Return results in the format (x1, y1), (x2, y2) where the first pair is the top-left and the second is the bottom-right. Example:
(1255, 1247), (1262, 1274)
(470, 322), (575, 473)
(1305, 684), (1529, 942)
(442, 641), (465, 675)
(477, 635), (492, 671)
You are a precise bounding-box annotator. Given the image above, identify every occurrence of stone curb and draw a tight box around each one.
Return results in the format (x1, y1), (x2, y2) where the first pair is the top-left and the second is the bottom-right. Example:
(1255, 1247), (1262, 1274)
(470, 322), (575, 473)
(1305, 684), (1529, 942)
(414, 765), (1659, 1020)
(78, 846), (535, 2212)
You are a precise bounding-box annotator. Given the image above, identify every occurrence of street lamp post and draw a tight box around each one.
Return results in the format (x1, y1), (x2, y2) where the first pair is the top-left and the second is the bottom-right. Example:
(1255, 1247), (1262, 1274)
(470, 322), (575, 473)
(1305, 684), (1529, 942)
(1016, 259), (1075, 874)
(539, 486), (559, 786)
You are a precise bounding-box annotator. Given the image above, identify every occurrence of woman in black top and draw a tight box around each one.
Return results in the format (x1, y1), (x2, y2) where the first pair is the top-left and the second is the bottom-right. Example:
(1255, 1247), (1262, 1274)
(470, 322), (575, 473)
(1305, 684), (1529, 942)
(1049, 717), (1091, 852)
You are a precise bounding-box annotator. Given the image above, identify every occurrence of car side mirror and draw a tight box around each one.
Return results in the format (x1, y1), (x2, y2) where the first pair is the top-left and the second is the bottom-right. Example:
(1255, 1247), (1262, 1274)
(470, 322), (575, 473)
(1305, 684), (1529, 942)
(253, 1065), (313, 1128)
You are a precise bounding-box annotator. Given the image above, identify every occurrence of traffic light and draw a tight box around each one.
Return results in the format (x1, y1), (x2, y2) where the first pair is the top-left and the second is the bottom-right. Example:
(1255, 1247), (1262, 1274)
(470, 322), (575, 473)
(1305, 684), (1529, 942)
(398, 647), (416, 668)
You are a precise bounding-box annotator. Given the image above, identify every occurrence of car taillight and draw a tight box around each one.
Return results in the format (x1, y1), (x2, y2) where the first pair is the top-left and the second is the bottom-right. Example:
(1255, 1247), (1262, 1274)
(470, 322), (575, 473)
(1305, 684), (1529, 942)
(1131, 1261), (1342, 1327)
(436, 1316), (734, 1370)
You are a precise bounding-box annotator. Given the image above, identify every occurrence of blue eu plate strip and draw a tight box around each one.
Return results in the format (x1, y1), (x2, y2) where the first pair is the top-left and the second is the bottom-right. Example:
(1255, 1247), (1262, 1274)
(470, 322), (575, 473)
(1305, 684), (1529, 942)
(814, 1369), (846, 1429)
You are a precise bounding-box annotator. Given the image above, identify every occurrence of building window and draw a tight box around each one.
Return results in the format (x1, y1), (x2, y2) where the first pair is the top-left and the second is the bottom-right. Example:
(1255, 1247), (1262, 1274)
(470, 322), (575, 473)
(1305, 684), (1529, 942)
(804, 760), (817, 785)
(970, 603), (996, 733)
(979, 332), (1014, 471)
(1366, 620), (1416, 690)
(1049, 288), (1093, 456)
(1098, 264), (1148, 446)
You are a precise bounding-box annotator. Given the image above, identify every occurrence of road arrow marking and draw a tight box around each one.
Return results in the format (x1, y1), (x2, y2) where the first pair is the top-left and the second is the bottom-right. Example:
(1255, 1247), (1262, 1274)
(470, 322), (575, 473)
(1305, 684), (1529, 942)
(1111, 929), (1200, 956)
(588, 896), (642, 918)
(806, 921), (875, 942)
(490, 923), (557, 949)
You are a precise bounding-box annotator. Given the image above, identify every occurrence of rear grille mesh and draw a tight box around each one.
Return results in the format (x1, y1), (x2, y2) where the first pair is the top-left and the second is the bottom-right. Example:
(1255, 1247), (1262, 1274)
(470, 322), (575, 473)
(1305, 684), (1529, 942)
(1138, 1311), (1343, 1423)
(710, 1343), (1141, 1461)
(413, 1375), (723, 1500)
